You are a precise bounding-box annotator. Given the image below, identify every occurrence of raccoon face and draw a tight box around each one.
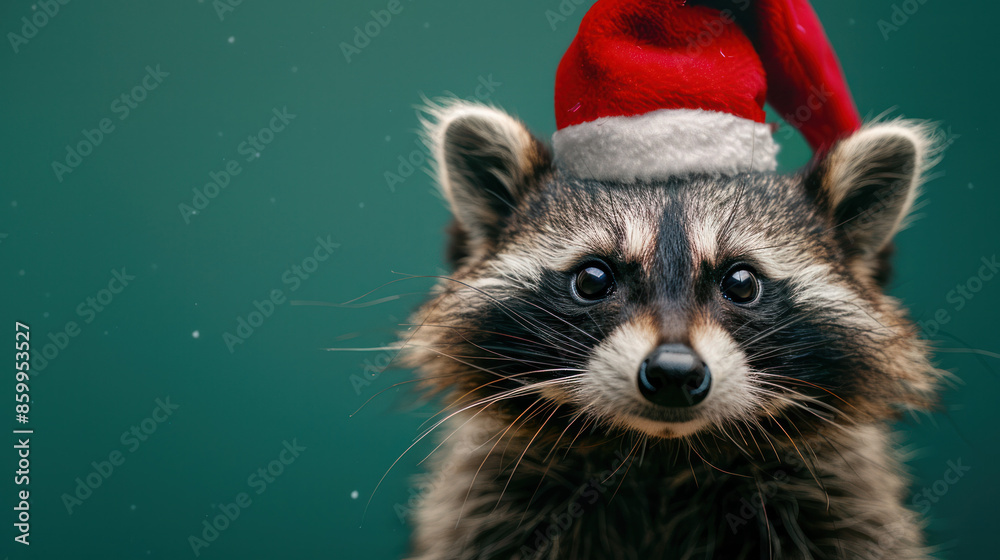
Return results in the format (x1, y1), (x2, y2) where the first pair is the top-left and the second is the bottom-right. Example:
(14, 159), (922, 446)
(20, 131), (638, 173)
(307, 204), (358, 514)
(405, 101), (938, 443)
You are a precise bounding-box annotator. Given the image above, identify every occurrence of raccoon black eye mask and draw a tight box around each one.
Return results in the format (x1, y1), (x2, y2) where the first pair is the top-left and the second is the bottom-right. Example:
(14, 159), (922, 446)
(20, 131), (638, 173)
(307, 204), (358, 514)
(397, 1), (942, 559)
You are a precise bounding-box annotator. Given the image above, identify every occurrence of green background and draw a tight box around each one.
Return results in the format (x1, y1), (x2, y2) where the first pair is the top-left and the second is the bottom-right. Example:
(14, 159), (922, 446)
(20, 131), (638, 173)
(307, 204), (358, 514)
(1, 0), (996, 558)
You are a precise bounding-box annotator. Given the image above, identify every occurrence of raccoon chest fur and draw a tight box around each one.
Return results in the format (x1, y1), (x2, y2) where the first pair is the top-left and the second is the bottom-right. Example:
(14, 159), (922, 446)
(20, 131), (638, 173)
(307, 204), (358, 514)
(408, 421), (923, 560)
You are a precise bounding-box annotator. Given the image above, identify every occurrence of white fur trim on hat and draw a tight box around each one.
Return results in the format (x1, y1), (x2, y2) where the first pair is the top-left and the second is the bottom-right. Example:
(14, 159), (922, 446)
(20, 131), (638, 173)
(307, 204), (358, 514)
(552, 108), (778, 181)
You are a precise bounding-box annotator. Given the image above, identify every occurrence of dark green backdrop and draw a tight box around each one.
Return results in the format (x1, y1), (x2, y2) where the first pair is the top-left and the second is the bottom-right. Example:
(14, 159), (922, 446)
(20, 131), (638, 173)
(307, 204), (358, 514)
(2, 1), (997, 558)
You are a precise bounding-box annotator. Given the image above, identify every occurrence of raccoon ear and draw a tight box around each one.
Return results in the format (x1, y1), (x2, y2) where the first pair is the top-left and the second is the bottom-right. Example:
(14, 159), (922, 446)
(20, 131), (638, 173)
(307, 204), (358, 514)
(425, 101), (551, 259)
(811, 121), (937, 268)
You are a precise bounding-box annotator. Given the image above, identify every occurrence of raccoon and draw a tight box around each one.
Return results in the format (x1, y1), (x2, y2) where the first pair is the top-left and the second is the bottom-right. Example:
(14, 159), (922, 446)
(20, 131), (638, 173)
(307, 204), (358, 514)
(398, 100), (940, 560)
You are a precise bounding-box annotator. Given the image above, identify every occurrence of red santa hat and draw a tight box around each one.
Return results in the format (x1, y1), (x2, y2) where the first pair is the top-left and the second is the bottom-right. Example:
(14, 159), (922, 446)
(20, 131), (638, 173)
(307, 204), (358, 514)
(553, 0), (862, 181)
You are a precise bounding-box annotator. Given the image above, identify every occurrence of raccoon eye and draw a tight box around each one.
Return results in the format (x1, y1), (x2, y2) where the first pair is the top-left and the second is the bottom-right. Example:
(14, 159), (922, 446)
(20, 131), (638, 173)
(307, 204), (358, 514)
(720, 266), (759, 304)
(573, 261), (614, 301)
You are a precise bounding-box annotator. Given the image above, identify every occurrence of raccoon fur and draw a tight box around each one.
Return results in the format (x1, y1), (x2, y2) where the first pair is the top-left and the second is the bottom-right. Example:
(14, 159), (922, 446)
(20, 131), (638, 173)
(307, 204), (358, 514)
(398, 101), (941, 560)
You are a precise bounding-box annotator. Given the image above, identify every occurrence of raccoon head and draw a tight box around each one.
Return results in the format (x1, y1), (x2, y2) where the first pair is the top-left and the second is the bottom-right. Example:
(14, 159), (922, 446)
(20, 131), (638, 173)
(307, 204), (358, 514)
(405, 101), (938, 444)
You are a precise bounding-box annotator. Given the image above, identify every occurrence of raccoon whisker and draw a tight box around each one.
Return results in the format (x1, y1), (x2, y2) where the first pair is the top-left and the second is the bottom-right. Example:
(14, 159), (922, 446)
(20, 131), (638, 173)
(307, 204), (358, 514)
(602, 434), (642, 485)
(608, 435), (643, 502)
(932, 347), (1000, 360)
(469, 305), (590, 359)
(499, 399), (562, 466)
(353, 279), (477, 423)
(757, 401), (840, 432)
(729, 305), (795, 340)
(478, 348), (584, 369)
(706, 427), (724, 456)
(455, 333), (585, 368)
(290, 294), (410, 308)
(931, 330), (999, 382)
(457, 397), (547, 528)
(418, 366), (532, 408)
(414, 341), (581, 386)
(399, 272), (595, 359)
(783, 416), (834, 513)
(687, 439), (751, 478)
(751, 476), (775, 560)
(721, 168), (752, 238)
(415, 274), (597, 354)
(362, 385), (517, 525)
(493, 404), (563, 513)
(403, 340), (572, 369)
(431, 384), (567, 467)
(450, 279), (601, 348)
(518, 409), (589, 527)
(400, 322), (579, 354)
(692, 429), (726, 467)
(736, 418), (768, 461)
(837, 299), (896, 333)
(563, 413), (600, 459)
(416, 399), (506, 468)
(762, 411), (826, 495)
(451, 365), (586, 395)
(541, 408), (587, 464)
(744, 340), (823, 358)
(561, 425), (628, 452)
(750, 416), (783, 463)
(350, 375), (469, 418)
(505, 293), (601, 343)
(742, 315), (810, 346)
(797, 450), (836, 522)
(411, 346), (532, 389)
(484, 338), (589, 363)
(339, 274), (440, 306)
(756, 373), (861, 413)
(761, 392), (844, 425)
(427, 374), (584, 462)
(730, 419), (750, 448)
(684, 443), (699, 487)
(346, 327), (456, 419)
(418, 370), (586, 433)
(749, 388), (842, 431)
(750, 380), (842, 414)
(419, 351), (563, 367)
(412, 387), (540, 462)
(400, 321), (593, 365)
(743, 339), (829, 362)
(714, 422), (755, 460)
(417, 374), (582, 440)
(585, 309), (607, 338)
(323, 345), (406, 352)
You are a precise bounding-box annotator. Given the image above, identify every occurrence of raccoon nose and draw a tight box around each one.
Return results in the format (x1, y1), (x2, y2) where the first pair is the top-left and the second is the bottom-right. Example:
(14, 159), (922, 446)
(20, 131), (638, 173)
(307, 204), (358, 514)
(638, 344), (711, 407)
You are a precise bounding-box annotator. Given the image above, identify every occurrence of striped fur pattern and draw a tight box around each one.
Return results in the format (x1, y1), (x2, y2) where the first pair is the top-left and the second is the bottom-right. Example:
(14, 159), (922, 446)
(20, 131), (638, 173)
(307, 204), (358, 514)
(400, 101), (941, 559)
